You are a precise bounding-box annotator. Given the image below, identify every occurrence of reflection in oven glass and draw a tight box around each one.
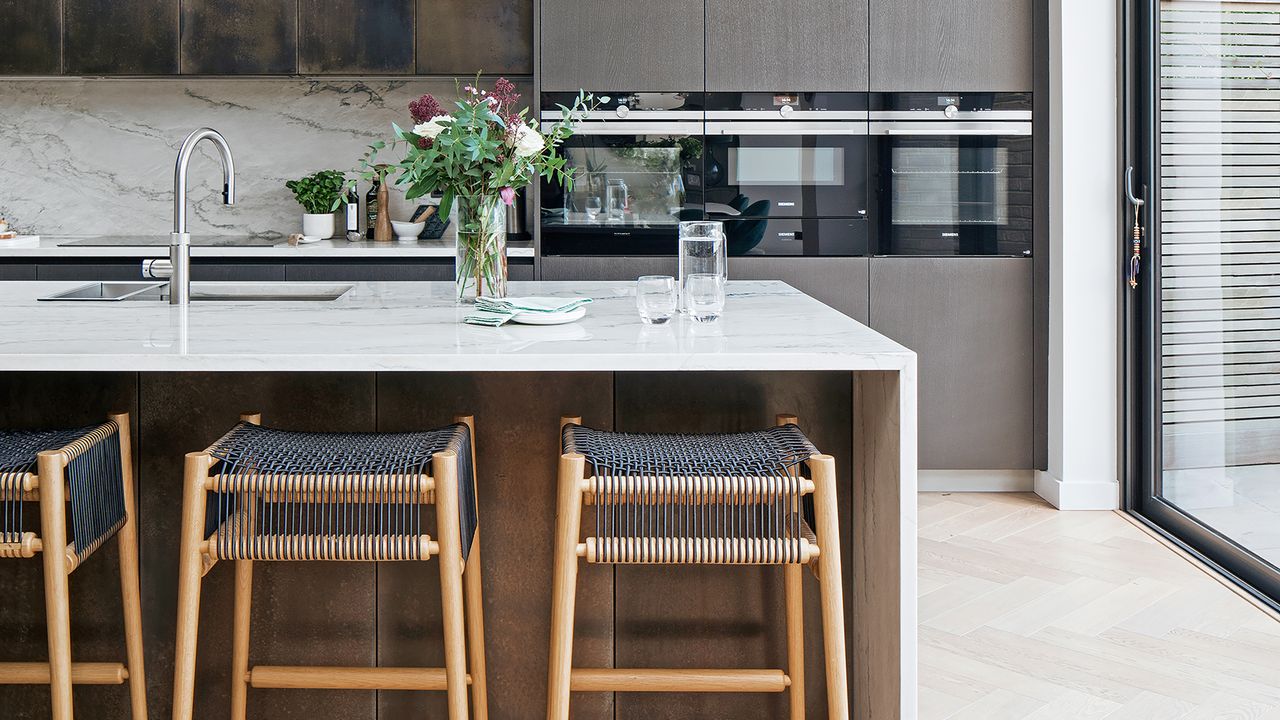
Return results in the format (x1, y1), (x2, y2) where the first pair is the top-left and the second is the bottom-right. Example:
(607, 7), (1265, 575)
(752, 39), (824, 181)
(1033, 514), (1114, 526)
(542, 136), (704, 230)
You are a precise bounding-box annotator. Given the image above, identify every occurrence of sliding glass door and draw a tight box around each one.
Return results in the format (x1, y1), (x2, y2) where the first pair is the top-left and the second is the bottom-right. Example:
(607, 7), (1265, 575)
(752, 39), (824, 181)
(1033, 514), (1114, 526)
(1127, 0), (1280, 606)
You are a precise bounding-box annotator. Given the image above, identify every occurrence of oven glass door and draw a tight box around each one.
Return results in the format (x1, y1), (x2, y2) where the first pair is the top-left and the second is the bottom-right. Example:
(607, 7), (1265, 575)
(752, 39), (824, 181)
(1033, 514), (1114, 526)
(876, 131), (1032, 256)
(540, 123), (704, 255)
(704, 123), (867, 219)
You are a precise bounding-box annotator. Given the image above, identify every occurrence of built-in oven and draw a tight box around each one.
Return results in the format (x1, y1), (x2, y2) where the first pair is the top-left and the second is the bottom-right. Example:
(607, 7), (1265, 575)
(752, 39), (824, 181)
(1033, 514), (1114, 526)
(871, 92), (1033, 256)
(540, 91), (705, 255)
(704, 92), (869, 256)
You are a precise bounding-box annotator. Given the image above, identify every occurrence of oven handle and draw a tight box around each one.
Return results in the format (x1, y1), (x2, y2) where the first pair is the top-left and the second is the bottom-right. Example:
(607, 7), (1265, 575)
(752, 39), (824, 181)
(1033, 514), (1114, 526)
(871, 121), (1033, 136)
(544, 121), (704, 135)
(705, 120), (867, 136)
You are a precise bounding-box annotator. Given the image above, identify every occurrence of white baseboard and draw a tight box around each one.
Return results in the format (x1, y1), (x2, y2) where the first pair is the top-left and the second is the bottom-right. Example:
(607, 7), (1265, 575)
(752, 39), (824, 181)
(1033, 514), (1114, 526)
(1034, 470), (1120, 510)
(919, 469), (1035, 492)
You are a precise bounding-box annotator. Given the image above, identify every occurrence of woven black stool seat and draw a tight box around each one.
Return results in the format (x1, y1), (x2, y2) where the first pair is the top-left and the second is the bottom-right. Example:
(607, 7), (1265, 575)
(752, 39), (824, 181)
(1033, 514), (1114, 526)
(0, 423), (127, 563)
(204, 422), (477, 562)
(562, 424), (820, 565)
(563, 423), (818, 479)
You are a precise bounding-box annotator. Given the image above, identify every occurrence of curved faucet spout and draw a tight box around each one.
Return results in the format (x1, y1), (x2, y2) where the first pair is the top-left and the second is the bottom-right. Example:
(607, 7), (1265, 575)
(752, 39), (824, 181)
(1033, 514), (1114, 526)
(171, 128), (236, 305)
(173, 127), (236, 235)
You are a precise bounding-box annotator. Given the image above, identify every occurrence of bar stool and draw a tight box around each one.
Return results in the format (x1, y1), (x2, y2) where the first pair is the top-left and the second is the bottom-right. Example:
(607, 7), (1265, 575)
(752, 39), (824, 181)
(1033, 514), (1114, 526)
(170, 413), (487, 720)
(0, 413), (147, 720)
(548, 415), (848, 720)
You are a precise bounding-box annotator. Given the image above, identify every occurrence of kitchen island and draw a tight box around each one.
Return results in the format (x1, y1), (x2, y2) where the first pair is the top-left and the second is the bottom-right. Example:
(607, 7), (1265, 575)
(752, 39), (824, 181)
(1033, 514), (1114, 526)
(0, 280), (916, 720)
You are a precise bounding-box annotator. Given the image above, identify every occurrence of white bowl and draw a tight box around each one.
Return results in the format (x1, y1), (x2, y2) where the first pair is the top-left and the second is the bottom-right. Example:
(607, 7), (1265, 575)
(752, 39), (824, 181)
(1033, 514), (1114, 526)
(390, 220), (425, 243)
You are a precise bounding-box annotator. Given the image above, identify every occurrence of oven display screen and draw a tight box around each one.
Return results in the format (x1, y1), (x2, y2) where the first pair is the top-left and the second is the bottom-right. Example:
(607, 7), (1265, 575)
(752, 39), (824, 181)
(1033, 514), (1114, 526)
(728, 147), (845, 186)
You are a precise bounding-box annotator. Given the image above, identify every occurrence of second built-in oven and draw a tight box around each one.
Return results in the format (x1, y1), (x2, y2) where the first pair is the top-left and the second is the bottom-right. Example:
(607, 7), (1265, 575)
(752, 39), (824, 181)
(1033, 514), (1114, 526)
(704, 92), (869, 256)
(871, 92), (1033, 256)
(540, 91), (705, 255)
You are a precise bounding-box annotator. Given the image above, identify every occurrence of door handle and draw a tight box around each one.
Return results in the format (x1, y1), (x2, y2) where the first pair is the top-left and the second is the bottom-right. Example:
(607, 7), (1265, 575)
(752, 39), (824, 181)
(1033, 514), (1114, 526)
(1125, 166), (1145, 290)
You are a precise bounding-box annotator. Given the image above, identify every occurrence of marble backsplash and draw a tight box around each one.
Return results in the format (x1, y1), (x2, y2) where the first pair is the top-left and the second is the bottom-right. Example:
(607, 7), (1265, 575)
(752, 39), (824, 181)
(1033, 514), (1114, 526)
(0, 77), (530, 237)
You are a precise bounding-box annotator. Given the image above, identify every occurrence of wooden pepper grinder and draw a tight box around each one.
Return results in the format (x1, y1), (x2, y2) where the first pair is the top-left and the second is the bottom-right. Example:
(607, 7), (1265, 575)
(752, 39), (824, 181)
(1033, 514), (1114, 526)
(374, 165), (393, 243)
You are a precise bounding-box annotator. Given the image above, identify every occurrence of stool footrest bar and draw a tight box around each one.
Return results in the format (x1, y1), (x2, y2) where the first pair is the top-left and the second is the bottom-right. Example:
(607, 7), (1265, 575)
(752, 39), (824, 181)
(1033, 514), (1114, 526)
(569, 668), (789, 693)
(248, 665), (471, 690)
(0, 661), (128, 685)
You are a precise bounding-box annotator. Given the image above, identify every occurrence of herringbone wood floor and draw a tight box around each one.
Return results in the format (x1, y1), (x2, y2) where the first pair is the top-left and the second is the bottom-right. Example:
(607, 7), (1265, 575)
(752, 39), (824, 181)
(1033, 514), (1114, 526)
(919, 492), (1280, 719)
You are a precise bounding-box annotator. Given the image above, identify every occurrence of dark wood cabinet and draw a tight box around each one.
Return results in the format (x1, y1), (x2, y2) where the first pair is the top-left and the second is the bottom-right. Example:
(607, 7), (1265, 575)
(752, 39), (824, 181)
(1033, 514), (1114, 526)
(869, 257), (1033, 469)
(728, 257), (869, 324)
(0, 1), (61, 74)
(182, 0), (297, 74)
(416, 0), (533, 75)
(64, 0), (179, 75)
(299, 0), (415, 74)
(706, 0), (869, 92)
(541, 0), (704, 91)
(870, 0), (1032, 91)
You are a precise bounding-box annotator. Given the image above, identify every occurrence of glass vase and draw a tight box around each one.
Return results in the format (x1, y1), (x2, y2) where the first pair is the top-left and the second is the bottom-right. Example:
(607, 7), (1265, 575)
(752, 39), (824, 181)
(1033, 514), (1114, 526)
(455, 194), (508, 303)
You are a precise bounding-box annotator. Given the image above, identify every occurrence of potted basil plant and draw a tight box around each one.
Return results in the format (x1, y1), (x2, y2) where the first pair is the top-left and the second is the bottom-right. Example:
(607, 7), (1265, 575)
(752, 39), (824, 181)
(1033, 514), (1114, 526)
(286, 169), (346, 238)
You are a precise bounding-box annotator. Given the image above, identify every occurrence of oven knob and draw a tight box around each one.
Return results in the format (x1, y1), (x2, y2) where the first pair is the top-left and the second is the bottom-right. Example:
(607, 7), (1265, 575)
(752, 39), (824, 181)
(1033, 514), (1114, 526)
(615, 105), (630, 119)
(779, 104), (795, 118)
(944, 104), (959, 119)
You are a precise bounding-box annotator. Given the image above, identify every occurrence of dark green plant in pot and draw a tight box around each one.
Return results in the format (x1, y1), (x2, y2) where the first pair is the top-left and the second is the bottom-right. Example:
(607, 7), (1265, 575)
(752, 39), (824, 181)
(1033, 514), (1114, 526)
(285, 170), (346, 214)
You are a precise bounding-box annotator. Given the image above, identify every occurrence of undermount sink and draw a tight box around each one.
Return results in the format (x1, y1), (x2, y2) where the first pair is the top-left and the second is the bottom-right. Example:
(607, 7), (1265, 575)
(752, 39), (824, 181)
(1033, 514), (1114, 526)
(39, 282), (353, 303)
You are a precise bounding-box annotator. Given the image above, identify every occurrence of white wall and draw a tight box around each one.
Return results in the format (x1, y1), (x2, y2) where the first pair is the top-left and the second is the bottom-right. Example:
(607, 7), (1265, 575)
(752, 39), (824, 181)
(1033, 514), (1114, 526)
(1037, 0), (1122, 510)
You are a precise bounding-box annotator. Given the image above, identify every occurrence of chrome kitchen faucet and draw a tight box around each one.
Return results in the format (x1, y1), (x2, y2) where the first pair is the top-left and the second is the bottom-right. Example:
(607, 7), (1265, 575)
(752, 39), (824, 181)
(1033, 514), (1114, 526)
(171, 128), (235, 305)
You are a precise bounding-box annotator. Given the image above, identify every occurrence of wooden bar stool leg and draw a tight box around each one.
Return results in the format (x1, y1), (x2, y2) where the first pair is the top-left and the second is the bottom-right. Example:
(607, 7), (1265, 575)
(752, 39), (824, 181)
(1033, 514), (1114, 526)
(455, 415), (489, 720)
(546, 447), (585, 720)
(230, 560), (253, 720)
(810, 455), (849, 720)
(434, 451), (470, 720)
(785, 564), (806, 720)
(38, 451), (74, 720)
(109, 413), (148, 720)
(172, 453), (211, 720)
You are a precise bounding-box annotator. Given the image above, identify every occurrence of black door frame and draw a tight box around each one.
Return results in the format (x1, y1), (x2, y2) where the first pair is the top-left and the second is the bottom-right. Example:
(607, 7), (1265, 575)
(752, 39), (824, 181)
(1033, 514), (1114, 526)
(1122, 0), (1280, 610)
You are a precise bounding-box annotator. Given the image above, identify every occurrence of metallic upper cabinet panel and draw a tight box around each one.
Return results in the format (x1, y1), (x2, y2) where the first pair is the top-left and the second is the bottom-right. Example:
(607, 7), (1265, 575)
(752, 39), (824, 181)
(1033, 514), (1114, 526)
(540, 0), (705, 91)
(870, 0), (1034, 92)
(298, 0), (415, 74)
(705, 0), (870, 92)
(416, 0), (533, 75)
(64, 0), (179, 75)
(0, 2), (60, 74)
(182, 0), (297, 74)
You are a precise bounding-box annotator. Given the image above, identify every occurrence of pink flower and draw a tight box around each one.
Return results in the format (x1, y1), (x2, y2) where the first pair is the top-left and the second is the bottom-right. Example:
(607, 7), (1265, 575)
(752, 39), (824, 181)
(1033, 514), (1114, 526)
(500, 187), (516, 206)
(409, 93), (444, 124)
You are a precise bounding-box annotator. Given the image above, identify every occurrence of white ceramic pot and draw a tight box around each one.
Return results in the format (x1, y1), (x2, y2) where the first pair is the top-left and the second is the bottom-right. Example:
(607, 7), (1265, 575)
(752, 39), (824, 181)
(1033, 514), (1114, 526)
(302, 213), (335, 238)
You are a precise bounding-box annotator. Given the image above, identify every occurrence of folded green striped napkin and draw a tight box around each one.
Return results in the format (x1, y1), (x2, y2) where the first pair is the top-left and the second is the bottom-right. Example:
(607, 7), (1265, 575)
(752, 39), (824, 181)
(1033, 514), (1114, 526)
(463, 296), (593, 327)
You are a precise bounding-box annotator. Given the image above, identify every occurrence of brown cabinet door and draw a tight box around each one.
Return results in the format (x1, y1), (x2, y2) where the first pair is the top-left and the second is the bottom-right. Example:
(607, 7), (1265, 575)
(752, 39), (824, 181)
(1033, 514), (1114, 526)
(869, 257), (1034, 469)
(541, 0), (704, 91)
(870, 0), (1032, 91)
(706, 0), (869, 92)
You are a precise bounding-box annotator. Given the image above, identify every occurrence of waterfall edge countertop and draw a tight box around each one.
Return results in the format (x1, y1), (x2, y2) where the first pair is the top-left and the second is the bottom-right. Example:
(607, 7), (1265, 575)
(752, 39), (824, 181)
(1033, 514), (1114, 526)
(0, 235), (535, 258)
(0, 280), (914, 372)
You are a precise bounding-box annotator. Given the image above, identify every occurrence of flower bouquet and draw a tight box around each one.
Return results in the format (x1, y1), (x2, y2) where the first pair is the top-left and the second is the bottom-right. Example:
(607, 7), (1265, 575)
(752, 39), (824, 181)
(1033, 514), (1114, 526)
(346, 77), (600, 302)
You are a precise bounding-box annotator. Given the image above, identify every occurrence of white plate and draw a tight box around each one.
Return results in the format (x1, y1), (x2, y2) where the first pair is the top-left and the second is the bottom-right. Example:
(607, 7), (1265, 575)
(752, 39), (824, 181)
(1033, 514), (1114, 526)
(510, 306), (587, 325)
(297, 235), (324, 244)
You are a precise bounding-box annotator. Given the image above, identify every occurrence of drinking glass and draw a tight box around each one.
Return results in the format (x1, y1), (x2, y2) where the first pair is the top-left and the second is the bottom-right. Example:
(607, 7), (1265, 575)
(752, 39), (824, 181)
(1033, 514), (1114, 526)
(685, 273), (725, 323)
(584, 196), (602, 222)
(635, 275), (677, 324)
(606, 179), (628, 222)
(678, 220), (726, 312)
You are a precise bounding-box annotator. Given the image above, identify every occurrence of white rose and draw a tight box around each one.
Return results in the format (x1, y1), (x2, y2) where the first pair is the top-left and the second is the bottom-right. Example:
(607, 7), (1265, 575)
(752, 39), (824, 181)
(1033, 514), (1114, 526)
(412, 115), (452, 140)
(511, 123), (545, 158)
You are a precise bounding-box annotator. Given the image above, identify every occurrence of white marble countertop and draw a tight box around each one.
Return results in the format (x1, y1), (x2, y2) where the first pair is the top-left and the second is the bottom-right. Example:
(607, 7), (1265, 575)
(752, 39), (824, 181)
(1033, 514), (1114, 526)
(0, 280), (913, 372)
(0, 236), (535, 259)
